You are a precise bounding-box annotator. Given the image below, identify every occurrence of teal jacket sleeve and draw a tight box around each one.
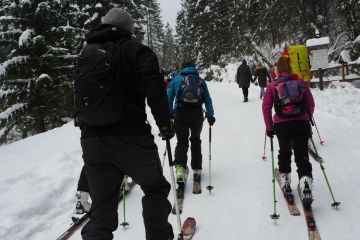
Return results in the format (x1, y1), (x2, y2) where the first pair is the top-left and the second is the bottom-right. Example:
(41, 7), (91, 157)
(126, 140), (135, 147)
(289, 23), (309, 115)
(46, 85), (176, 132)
(167, 79), (176, 114)
(202, 80), (214, 117)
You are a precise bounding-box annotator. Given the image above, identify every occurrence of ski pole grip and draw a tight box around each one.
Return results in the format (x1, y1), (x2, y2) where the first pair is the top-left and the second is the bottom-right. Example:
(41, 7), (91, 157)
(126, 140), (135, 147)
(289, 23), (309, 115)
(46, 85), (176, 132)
(165, 139), (174, 167)
(270, 137), (274, 152)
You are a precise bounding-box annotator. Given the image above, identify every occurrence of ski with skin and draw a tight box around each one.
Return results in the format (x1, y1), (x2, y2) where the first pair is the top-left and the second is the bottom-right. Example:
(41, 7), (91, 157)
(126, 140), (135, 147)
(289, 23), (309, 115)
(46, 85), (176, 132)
(192, 173), (201, 194)
(297, 185), (321, 240)
(308, 141), (324, 164)
(56, 181), (136, 240)
(177, 217), (197, 240)
(275, 169), (300, 216)
(172, 168), (189, 214)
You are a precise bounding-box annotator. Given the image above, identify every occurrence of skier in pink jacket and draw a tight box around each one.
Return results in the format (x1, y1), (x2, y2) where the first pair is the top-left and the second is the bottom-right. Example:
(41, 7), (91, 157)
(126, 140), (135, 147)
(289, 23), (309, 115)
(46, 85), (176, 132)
(262, 56), (315, 208)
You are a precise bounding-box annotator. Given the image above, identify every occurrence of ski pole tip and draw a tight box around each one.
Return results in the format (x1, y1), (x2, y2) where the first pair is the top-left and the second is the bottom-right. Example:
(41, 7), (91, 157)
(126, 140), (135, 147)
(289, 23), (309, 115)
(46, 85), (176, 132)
(270, 214), (280, 220)
(331, 202), (341, 208)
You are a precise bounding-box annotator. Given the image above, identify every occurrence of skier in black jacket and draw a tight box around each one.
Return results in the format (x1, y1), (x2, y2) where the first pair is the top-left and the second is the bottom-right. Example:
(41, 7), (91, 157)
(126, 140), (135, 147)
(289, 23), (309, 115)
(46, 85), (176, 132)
(76, 8), (174, 240)
(236, 60), (253, 102)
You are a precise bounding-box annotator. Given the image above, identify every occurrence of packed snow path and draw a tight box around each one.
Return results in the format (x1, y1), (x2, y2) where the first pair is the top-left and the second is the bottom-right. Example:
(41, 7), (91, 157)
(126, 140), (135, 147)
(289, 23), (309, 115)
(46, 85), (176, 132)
(0, 82), (359, 240)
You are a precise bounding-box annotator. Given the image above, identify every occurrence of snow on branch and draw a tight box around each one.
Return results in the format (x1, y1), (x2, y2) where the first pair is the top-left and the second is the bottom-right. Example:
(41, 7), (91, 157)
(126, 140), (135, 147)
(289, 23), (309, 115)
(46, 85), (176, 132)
(0, 16), (17, 20)
(19, 29), (34, 47)
(0, 89), (15, 98)
(0, 127), (6, 138)
(0, 56), (29, 77)
(0, 103), (26, 122)
(7, 78), (32, 84)
(57, 55), (78, 59)
(0, 29), (23, 37)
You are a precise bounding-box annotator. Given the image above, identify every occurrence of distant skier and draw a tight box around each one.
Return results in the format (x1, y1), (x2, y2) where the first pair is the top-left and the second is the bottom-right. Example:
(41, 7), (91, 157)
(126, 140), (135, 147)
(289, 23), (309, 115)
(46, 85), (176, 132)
(252, 62), (271, 99)
(167, 58), (215, 194)
(74, 8), (174, 240)
(236, 60), (252, 102)
(262, 56), (315, 207)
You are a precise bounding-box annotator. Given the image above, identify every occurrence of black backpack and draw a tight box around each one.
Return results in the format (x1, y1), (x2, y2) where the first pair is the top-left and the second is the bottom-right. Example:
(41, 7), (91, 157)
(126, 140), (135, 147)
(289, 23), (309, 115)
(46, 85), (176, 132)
(74, 39), (134, 126)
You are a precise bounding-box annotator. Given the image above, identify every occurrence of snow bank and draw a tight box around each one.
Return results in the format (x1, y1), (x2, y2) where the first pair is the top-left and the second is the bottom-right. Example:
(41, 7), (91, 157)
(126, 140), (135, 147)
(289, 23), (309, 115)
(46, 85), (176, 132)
(312, 82), (360, 127)
(201, 62), (239, 82)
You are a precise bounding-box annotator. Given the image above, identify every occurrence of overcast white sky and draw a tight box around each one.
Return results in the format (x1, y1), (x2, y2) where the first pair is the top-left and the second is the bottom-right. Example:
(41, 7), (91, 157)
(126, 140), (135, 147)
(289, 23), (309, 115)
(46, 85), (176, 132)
(157, 0), (182, 30)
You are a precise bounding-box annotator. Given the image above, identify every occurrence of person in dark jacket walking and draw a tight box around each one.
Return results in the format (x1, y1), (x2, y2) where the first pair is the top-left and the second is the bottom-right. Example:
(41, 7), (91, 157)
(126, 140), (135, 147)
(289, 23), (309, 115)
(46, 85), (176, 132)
(253, 62), (271, 99)
(262, 56), (315, 207)
(167, 59), (215, 192)
(76, 8), (174, 240)
(236, 60), (253, 102)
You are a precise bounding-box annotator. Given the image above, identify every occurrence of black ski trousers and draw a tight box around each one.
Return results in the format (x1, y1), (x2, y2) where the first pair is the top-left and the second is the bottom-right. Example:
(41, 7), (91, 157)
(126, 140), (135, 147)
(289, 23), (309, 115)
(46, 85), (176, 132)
(80, 135), (173, 240)
(77, 166), (90, 193)
(174, 108), (204, 170)
(274, 120), (312, 179)
(242, 87), (249, 100)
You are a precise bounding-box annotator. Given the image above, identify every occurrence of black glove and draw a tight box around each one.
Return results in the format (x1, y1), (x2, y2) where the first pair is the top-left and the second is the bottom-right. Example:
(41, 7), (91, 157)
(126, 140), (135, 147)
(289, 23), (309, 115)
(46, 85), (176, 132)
(207, 116), (216, 126)
(159, 120), (175, 140)
(266, 130), (275, 138)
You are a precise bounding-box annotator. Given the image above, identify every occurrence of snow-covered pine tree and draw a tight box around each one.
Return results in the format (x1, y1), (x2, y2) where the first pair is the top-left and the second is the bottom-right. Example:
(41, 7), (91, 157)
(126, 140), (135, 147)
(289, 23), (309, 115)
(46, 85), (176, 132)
(336, 0), (360, 74)
(143, 0), (164, 59)
(160, 23), (177, 70)
(0, 1), (76, 143)
(175, 0), (197, 62)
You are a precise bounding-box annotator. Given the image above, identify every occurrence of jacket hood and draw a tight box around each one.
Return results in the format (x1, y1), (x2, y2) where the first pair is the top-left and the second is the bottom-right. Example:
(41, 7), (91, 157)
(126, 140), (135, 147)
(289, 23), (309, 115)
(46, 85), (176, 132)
(180, 66), (198, 75)
(86, 24), (131, 44)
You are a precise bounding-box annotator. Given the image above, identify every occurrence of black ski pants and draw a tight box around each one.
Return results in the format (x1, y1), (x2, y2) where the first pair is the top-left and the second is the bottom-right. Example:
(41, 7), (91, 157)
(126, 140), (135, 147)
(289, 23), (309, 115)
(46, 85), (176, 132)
(242, 87), (249, 100)
(274, 120), (312, 179)
(80, 135), (173, 240)
(77, 165), (90, 193)
(174, 108), (204, 170)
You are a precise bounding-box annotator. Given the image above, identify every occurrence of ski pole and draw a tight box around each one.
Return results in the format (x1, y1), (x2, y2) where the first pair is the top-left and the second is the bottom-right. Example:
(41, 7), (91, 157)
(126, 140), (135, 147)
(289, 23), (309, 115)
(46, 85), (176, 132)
(270, 137), (280, 220)
(161, 148), (167, 168)
(206, 126), (214, 193)
(312, 117), (324, 145)
(262, 130), (267, 160)
(120, 175), (129, 228)
(165, 139), (182, 233)
(310, 138), (340, 208)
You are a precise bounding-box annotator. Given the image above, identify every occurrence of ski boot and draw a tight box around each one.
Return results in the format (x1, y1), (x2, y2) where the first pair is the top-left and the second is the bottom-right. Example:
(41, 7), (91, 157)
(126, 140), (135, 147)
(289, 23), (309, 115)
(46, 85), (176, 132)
(72, 191), (91, 223)
(299, 176), (313, 208)
(175, 164), (187, 184)
(280, 173), (294, 201)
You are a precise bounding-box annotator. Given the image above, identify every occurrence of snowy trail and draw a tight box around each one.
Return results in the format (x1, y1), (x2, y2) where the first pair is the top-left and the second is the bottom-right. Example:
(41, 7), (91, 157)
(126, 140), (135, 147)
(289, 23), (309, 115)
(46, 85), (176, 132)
(0, 82), (359, 240)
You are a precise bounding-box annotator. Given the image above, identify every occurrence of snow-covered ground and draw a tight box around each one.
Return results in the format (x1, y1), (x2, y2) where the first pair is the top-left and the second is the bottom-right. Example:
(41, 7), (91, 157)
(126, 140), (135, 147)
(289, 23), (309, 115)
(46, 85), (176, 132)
(1, 81), (360, 240)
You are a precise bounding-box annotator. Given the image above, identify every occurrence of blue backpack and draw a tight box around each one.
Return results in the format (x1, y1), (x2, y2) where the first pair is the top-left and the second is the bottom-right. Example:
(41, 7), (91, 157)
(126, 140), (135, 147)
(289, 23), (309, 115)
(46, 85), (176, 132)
(178, 74), (204, 106)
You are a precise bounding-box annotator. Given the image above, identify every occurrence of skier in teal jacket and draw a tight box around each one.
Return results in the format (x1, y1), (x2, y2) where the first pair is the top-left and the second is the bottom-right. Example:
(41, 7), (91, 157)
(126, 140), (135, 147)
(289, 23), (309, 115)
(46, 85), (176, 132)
(167, 59), (215, 193)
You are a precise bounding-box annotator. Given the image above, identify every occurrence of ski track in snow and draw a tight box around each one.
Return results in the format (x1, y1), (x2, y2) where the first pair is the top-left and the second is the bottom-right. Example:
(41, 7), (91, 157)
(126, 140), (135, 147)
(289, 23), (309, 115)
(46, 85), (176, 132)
(0, 82), (360, 239)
